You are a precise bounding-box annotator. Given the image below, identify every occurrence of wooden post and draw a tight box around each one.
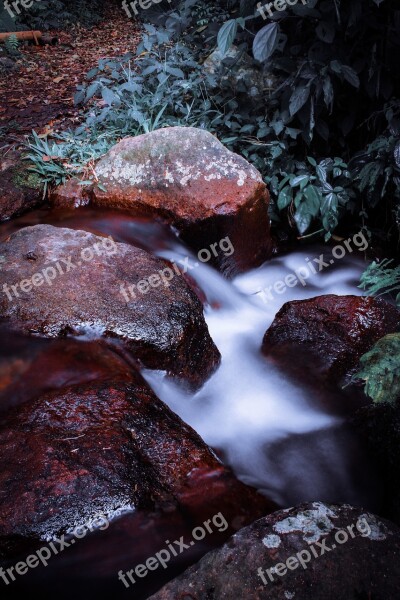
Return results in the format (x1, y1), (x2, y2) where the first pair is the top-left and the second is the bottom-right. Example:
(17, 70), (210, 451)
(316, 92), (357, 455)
(0, 31), (42, 44)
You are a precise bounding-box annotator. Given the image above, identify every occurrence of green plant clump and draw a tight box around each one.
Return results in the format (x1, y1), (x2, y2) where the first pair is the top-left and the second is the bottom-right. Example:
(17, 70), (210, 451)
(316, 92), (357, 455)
(27, 0), (400, 247)
(359, 259), (400, 307)
(354, 333), (400, 405)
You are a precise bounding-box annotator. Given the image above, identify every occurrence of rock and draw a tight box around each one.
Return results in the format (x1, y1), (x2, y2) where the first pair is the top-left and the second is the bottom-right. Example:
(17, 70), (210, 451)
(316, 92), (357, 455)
(0, 376), (273, 558)
(0, 326), (134, 413)
(203, 45), (279, 101)
(50, 176), (91, 208)
(6, 491), (274, 598)
(0, 151), (43, 221)
(0, 56), (15, 71)
(149, 502), (400, 600)
(262, 295), (400, 388)
(50, 127), (273, 275)
(0, 224), (220, 388)
(203, 45), (264, 99)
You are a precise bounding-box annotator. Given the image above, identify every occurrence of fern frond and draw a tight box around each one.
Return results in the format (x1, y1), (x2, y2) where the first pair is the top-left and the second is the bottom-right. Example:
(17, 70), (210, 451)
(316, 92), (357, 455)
(359, 259), (400, 304)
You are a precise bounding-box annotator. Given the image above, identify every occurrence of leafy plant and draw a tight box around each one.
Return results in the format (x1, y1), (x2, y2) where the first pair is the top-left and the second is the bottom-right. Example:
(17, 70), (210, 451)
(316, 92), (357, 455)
(15, 0), (104, 30)
(359, 259), (400, 306)
(26, 0), (400, 251)
(24, 130), (110, 196)
(5, 34), (19, 55)
(354, 333), (400, 404)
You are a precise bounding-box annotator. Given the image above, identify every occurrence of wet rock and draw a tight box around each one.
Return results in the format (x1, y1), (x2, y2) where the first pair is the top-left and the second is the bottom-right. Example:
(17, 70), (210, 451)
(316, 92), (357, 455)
(262, 295), (400, 388)
(0, 325), (134, 413)
(0, 152), (43, 221)
(149, 502), (400, 600)
(0, 376), (272, 558)
(7, 491), (274, 599)
(204, 45), (279, 101)
(50, 176), (91, 209)
(51, 127), (273, 275)
(0, 224), (220, 388)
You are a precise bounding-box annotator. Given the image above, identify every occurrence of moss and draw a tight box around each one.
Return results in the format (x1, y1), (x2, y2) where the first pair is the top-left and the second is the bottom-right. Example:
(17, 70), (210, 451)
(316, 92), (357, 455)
(11, 168), (43, 191)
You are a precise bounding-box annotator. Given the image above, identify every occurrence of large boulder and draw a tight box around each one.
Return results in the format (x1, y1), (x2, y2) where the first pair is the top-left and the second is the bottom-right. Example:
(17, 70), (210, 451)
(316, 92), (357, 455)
(149, 502), (400, 600)
(0, 224), (220, 388)
(262, 295), (400, 388)
(50, 127), (273, 275)
(0, 375), (272, 559)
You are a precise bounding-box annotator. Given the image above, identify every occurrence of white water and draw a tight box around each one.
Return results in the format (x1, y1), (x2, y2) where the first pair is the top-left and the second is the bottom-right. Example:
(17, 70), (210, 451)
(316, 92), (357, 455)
(143, 242), (374, 509)
(7, 210), (373, 508)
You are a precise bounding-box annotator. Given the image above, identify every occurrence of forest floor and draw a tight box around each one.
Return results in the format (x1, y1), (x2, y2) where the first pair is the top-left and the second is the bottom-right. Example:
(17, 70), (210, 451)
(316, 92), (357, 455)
(0, 7), (141, 153)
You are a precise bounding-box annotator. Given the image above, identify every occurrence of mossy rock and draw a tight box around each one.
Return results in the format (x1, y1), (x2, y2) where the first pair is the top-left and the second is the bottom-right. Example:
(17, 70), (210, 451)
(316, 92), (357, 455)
(11, 167), (43, 191)
(0, 152), (44, 221)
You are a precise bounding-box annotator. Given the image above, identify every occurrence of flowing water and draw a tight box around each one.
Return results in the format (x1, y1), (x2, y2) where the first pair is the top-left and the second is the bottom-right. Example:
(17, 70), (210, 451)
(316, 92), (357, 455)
(0, 209), (379, 513)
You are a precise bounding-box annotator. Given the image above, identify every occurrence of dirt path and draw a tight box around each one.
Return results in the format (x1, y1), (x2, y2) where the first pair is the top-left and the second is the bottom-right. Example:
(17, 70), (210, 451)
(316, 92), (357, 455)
(0, 8), (141, 151)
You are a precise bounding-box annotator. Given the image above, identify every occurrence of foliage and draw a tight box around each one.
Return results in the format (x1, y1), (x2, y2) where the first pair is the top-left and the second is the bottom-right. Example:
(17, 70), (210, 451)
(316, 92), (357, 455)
(4, 34), (19, 55)
(213, 0), (400, 240)
(24, 131), (110, 197)
(27, 0), (400, 247)
(354, 333), (400, 404)
(16, 0), (104, 30)
(359, 259), (400, 306)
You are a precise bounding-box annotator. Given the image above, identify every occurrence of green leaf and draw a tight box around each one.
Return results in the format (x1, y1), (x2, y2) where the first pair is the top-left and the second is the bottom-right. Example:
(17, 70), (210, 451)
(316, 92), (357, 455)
(322, 76), (334, 111)
(253, 23), (279, 63)
(341, 65), (360, 88)
(101, 87), (116, 106)
(354, 333), (400, 404)
(290, 175), (309, 188)
(217, 19), (238, 56)
(277, 186), (293, 210)
(294, 200), (313, 234)
(85, 82), (100, 102)
(289, 85), (310, 117)
(316, 21), (336, 43)
(304, 185), (321, 216)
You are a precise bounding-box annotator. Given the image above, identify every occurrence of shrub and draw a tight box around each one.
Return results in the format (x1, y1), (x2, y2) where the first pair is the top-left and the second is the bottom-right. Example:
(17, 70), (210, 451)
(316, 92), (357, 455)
(28, 0), (400, 248)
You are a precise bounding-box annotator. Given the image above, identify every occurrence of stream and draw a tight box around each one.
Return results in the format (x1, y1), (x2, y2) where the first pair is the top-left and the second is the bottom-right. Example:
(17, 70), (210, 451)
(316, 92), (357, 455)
(0, 208), (380, 516)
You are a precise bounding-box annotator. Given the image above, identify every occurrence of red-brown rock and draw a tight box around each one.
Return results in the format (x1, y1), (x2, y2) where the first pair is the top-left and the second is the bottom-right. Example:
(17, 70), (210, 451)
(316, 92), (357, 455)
(49, 177), (91, 209)
(0, 151), (43, 221)
(149, 502), (400, 600)
(0, 326), (134, 413)
(262, 295), (400, 387)
(0, 376), (272, 559)
(50, 127), (273, 275)
(0, 224), (220, 388)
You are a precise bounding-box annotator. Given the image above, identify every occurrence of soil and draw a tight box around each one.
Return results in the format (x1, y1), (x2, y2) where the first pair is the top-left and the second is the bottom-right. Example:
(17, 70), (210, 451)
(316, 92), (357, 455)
(0, 7), (141, 152)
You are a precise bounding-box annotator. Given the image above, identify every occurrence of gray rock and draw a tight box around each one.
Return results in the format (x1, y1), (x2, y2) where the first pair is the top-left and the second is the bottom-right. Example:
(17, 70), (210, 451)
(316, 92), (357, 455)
(149, 502), (400, 599)
(0, 224), (220, 388)
(51, 127), (273, 275)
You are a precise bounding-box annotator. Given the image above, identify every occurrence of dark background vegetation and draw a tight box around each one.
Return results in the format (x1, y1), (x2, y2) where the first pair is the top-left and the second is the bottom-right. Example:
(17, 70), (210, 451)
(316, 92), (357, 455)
(4, 0), (397, 257)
